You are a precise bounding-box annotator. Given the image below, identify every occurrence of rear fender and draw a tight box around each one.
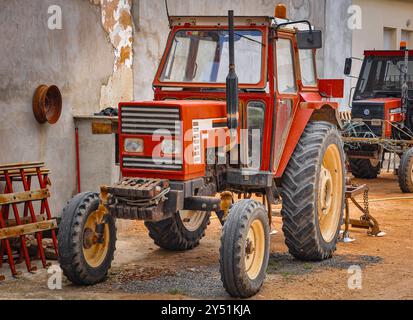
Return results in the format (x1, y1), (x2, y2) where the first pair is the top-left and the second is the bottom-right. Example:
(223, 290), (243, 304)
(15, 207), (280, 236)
(274, 103), (339, 178)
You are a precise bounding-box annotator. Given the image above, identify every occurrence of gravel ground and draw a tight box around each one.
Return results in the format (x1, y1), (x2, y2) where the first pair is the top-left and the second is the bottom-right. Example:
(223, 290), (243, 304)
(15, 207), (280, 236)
(106, 253), (382, 299)
(113, 265), (227, 298)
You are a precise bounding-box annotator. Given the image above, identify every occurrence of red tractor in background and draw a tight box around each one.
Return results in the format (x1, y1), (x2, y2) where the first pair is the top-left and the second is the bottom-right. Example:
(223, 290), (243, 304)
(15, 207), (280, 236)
(58, 5), (346, 298)
(343, 43), (413, 193)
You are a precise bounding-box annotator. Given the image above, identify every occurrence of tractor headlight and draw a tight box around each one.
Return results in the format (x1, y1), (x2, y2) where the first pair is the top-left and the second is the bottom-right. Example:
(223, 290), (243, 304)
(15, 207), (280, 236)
(124, 138), (144, 153)
(161, 139), (181, 155)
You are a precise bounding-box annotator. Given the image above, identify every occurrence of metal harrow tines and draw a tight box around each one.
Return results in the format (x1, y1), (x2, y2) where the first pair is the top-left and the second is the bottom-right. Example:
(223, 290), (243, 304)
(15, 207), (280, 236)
(0, 162), (58, 278)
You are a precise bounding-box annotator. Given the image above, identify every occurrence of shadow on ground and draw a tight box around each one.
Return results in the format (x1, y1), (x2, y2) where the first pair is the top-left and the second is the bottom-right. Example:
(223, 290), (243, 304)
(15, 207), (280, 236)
(267, 252), (383, 278)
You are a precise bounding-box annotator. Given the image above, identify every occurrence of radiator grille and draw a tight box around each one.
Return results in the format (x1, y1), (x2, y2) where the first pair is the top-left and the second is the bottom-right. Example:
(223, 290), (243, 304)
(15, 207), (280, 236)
(121, 106), (181, 135)
(121, 106), (182, 171)
(351, 102), (385, 120)
(122, 156), (183, 171)
(351, 102), (385, 137)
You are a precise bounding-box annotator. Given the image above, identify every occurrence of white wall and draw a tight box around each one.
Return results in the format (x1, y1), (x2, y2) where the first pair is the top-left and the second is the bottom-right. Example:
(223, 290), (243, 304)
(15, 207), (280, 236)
(352, 0), (413, 78)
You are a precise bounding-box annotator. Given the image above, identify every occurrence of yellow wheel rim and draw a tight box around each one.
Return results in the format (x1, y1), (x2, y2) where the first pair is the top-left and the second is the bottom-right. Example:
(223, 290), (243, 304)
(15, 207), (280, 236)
(245, 219), (265, 280)
(179, 210), (205, 232)
(82, 210), (109, 268)
(318, 144), (344, 243)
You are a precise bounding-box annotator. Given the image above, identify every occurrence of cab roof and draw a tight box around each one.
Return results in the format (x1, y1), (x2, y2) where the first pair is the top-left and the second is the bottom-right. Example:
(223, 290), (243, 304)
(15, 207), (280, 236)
(168, 15), (308, 30)
(169, 15), (273, 27)
(365, 50), (413, 57)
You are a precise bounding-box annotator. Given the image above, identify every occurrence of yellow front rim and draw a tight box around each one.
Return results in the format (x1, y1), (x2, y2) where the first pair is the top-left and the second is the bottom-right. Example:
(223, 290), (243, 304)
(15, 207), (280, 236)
(317, 144), (343, 243)
(245, 219), (265, 280)
(82, 210), (109, 268)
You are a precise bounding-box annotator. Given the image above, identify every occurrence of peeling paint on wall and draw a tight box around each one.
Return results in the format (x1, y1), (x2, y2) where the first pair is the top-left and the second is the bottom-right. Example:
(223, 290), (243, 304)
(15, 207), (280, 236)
(90, 0), (134, 109)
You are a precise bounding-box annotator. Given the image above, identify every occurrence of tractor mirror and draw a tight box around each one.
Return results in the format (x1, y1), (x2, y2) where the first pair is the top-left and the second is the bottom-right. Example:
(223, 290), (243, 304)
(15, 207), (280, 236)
(296, 30), (322, 49)
(344, 58), (353, 76)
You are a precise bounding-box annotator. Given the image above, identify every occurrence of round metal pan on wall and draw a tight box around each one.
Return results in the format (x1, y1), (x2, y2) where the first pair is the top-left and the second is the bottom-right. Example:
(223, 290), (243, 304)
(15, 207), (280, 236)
(33, 85), (62, 124)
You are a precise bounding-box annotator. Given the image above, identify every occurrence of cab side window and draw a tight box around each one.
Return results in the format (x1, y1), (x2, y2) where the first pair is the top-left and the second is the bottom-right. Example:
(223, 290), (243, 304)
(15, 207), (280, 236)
(276, 38), (297, 93)
(299, 49), (317, 86)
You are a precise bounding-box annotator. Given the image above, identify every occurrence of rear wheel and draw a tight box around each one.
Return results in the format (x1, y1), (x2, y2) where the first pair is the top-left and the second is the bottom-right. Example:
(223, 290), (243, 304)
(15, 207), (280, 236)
(220, 200), (270, 298)
(349, 158), (380, 179)
(281, 121), (345, 261)
(398, 148), (413, 193)
(145, 184), (215, 251)
(145, 210), (210, 251)
(58, 192), (116, 285)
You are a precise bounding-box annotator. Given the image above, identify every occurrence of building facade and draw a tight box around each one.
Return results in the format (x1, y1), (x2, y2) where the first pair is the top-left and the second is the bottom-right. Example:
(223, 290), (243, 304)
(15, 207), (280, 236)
(351, 0), (413, 85)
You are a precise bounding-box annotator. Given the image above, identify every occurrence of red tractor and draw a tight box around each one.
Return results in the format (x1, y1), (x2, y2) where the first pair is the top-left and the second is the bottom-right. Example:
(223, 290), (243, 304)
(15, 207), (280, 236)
(58, 6), (346, 298)
(343, 42), (413, 193)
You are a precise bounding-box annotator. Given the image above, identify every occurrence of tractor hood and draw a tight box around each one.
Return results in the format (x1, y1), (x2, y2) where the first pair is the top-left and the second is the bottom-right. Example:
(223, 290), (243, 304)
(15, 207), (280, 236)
(118, 100), (229, 181)
(353, 98), (401, 105)
(352, 98), (401, 120)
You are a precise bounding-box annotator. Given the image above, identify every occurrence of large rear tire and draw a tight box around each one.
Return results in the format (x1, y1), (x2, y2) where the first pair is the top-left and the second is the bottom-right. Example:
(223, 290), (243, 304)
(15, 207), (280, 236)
(349, 158), (380, 179)
(58, 192), (117, 285)
(398, 148), (413, 193)
(281, 121), (345, 261)
(220, 200), (270, 298)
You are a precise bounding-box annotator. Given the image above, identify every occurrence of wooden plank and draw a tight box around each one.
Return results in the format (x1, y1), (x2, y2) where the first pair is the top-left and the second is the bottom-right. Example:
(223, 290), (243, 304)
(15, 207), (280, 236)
(4, 215), (47, 228)
(91, 119), (118, 134)
(0, 189), (50, 205)
(0, 162), (44, 171)
(0, 168), (50, 178)
(92, 120), (113, 134)
(0, 220), (58, 240)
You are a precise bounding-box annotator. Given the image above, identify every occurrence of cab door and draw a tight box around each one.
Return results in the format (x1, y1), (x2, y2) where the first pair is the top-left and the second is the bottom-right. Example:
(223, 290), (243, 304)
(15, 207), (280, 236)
(272, 34), (300, 173)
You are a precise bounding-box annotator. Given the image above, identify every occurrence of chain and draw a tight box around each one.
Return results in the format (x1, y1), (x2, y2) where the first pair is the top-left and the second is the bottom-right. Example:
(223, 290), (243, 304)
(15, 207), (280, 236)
(363, 189), (369, 216)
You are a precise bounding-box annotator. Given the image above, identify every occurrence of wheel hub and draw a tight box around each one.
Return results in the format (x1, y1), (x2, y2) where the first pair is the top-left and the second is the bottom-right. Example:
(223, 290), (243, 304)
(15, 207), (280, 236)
(244, 220), (265, 280)
(317, 144), (344, 243)
(319, 166), (333, 216)
(245, 238), (255, 257)
(83, 228), (95, 249)
(82, 210), (110, 268)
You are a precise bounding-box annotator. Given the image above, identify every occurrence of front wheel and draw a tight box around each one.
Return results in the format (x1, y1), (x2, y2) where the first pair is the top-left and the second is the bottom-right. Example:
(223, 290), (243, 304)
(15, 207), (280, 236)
(220, 200), (270, 298)
(398, 148), (413, 193)
(281, 121), (345, 261)
(58, 192), (117, 285)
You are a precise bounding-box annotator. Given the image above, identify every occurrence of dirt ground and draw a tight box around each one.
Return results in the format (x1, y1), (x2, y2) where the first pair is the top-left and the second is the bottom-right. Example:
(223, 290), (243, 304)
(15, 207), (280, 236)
(0, 173), (412, 300)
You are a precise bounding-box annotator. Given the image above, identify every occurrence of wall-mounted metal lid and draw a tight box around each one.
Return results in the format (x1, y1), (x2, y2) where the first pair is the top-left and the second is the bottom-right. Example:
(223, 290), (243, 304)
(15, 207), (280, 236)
(33, 85), (62, 124)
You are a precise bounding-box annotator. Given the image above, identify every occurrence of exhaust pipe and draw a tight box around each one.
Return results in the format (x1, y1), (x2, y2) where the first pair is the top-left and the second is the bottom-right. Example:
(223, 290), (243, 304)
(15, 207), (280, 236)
(401, 42), (409, 114)
(226, 10), (239, 137)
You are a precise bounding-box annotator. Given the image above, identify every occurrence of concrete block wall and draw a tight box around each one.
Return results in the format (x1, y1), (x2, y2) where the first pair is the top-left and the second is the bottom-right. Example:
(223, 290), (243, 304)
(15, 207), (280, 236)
(0, 0), (114, 216)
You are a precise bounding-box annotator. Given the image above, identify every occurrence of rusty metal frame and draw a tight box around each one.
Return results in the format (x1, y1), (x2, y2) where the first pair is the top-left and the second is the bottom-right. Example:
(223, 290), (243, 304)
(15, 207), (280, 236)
(0, 162), (58, 278)
(344, 184), (382, 238)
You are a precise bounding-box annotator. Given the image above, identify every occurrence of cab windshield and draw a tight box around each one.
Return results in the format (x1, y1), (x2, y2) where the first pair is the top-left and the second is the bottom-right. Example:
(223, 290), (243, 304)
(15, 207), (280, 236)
(354, 55), (413, 100)
(159, 29), (263, 85)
